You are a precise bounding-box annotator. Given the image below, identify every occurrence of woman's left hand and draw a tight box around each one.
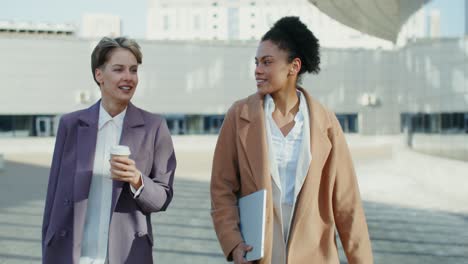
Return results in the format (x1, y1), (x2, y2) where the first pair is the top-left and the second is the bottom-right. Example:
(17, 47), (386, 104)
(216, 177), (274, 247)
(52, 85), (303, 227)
(110, 156), (142, 189)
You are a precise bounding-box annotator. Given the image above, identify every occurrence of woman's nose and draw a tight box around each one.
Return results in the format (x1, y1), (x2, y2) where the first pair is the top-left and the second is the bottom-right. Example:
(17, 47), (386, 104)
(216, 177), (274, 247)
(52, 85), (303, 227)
(255, 64), (262, 75)
(122, 69), (132, 80)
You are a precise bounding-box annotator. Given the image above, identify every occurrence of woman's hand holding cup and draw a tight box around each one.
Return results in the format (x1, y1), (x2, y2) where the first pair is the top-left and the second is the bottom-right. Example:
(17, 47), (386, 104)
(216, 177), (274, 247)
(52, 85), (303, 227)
(109, 145), (142, 189)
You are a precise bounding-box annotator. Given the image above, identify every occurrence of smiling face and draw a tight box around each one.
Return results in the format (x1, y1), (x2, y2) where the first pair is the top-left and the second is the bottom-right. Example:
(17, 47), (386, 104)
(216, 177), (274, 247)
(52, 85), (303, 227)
(95, 48), (139, 107)
(255, 40), (295, 96)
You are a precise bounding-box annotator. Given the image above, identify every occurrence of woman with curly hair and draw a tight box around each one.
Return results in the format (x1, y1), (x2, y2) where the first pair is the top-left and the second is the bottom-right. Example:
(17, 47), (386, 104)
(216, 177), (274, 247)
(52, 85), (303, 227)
(210, 17), (373, 264)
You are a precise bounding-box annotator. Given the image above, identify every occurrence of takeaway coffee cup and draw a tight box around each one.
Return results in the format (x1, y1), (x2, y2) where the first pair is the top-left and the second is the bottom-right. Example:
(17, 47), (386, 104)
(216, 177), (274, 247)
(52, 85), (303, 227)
(110, 145), (131, 179)
(110, 145), (131, 158)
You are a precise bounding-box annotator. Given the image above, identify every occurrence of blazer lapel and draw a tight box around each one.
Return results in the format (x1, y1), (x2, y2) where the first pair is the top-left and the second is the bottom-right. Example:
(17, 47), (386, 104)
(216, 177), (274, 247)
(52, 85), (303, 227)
(238, 94), (285, 240)
(74, 101), (100, 202)
(293, 92), (312, 203)
(74, 101), (100, 253)
(111, 102), (145, 213)
(238, 93), (269, 190)
(288, 88), (332, 242)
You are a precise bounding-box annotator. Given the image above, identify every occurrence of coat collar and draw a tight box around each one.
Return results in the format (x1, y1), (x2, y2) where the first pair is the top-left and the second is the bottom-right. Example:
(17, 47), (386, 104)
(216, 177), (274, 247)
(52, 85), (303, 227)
(238, 92), (269, 189)
(288, 87), (332, 244)
(122, 102), (145, 129)
(239, 87), (330, 135)
(78, 100), (144, 129)
(77, 100), (100, 127)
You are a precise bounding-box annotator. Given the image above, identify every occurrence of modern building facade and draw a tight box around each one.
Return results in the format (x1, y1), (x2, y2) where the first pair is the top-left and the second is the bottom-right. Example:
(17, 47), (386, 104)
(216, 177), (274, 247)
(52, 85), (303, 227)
(428, 9), (441, 38)
(0, 20), (75, 36)
(80, 13), (121, 38)
(146, 0), (393, 49)
(1, 34), (466, 133)
(1, 1), (467, 161)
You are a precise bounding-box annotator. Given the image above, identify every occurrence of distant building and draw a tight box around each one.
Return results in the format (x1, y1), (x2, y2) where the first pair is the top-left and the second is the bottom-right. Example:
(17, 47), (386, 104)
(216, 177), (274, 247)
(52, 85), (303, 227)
(146, 0), (393, 49)
(428, 9), (441, 38)
(465, 0), (468, 35)
(81, 13), (121, 38)
(0, 20), (75, 36)
(397, 7), (428, 45)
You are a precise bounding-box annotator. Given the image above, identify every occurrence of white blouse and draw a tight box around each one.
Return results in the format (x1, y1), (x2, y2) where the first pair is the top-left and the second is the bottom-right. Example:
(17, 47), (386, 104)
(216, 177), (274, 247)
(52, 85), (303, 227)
(264, 92), (305, 206)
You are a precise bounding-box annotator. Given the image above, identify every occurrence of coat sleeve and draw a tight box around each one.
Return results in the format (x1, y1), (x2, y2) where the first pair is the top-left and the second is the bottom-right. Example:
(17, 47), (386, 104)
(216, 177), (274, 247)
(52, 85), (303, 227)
(330, 112), (374, 264)
(42, 117), (67, 251)
(134, 118), (176, 214)
(210, 106), (244, 261)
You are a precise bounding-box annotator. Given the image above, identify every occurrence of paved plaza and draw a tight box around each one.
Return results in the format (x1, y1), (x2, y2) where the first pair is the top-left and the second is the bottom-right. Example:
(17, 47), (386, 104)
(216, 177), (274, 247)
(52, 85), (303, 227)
(0, 136), (467, 263)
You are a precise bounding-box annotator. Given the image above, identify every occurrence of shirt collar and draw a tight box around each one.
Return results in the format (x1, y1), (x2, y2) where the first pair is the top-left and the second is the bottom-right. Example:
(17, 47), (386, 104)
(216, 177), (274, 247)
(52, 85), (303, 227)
(265, 94), (275, 115)
(296, 90), (306, 122)
(264, 90), (305, 122)
(98, 102), (127, 130)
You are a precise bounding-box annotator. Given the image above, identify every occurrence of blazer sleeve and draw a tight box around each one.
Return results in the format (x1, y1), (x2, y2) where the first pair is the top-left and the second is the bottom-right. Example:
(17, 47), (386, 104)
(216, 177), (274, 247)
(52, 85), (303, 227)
(42, 117), (67, 250)
(134, 118), (176, 214)
(210, 106), (244, 261)
(330, 112), (374, 264)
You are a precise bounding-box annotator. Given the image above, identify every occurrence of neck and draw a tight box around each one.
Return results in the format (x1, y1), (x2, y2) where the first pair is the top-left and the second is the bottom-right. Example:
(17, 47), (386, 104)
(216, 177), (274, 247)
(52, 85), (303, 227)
(101, 98), (127, 117)
(271, 84), (299, 116)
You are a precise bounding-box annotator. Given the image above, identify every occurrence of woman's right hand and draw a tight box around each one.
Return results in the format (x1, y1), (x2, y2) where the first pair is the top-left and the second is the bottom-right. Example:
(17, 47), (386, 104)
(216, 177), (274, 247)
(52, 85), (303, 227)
(232, 242), (253, 264)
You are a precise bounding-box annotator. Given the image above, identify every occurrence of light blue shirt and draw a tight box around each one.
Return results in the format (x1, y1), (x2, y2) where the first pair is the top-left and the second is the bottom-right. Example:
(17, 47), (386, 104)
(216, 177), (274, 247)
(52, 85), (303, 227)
(264, 91), (306, 206)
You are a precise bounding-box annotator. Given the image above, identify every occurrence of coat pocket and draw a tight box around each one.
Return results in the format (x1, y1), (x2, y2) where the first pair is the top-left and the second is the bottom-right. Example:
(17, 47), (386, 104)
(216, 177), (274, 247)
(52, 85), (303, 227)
(135, 231), (154, 246)
(45, 229), (55, 246)
(146, 233), (154, 246)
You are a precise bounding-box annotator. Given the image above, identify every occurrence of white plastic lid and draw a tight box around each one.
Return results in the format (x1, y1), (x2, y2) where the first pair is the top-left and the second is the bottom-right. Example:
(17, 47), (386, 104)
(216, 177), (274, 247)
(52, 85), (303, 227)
(110, 145), (131, 156)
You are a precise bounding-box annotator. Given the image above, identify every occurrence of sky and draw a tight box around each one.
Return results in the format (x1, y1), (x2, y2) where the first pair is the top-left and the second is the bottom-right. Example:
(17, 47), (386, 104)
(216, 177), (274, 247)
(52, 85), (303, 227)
(0, 0), (148, 37)
(425, 0), (465, 36)
(0, 0), (465, 39)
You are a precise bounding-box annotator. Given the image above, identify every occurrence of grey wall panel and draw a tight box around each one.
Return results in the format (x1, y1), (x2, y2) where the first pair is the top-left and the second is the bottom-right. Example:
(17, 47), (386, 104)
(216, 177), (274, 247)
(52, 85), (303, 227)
(0, 35), (467, 135)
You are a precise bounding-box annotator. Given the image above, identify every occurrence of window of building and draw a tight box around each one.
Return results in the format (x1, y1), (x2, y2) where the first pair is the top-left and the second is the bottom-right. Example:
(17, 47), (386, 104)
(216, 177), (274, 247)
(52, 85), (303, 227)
(163, 15), (169, 31)
(204, 115), (225, 134)
(0, 115), (41, 137)
(465, 113), (468, 133)
(336, 113), (358, 133)
(402, 112), (468, 134)
(193, 15), (200, 30)
(165, 115), (187, 135)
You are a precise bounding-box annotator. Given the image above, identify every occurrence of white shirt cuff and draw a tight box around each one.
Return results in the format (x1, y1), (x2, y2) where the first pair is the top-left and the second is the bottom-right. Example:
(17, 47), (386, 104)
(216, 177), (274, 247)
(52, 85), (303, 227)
(130, 173), (144, 198)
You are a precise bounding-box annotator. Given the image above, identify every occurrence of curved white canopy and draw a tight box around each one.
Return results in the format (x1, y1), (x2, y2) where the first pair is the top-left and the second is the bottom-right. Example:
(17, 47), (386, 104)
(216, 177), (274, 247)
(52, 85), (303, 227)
(309, 0), (429, 42)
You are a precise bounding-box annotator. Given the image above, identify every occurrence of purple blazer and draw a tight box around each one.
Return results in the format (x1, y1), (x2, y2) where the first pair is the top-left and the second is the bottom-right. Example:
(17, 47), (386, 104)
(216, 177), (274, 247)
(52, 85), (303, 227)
(42, 101), (176, 264)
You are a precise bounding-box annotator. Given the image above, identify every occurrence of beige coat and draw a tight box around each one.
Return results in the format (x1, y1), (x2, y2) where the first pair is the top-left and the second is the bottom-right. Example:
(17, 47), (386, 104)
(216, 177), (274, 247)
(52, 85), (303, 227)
(210, 87), (373, 264)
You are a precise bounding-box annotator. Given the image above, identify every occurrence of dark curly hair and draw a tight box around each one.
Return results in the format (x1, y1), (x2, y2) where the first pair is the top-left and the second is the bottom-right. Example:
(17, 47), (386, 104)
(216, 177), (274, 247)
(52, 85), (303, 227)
(261, 16), (320, 78)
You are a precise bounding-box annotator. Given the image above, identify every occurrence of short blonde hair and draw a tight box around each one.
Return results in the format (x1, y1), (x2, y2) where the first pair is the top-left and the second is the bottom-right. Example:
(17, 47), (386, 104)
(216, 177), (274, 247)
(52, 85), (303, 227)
(91, 36), (143, 86)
